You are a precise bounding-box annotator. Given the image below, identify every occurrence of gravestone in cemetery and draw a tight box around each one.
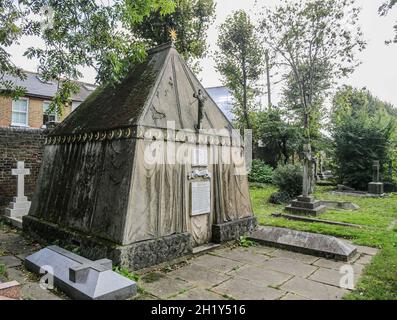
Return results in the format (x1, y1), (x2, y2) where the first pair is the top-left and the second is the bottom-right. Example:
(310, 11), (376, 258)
(4, 161), (31, 228)
(368, 160), (384, 195)
(23, 43), (256, 270)
(285, 144), (326, 216)
(25, 246), (137, 300)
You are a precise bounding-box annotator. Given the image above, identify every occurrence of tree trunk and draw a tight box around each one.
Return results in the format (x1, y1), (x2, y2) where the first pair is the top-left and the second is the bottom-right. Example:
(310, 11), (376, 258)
(265, 50), (272, 110)
(242, 63), (251, 129)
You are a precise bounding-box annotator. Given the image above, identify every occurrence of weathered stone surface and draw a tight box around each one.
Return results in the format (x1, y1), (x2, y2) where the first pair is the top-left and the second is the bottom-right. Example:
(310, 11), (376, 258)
(212, 217), (257, 243)
(320, 200), (359, 210)
(280, 276), (347, 300)
(285, 204), (327, 216)
(192, 254), (245, 273)
(172, 287), (225, 300)
(23, 216), (192, 270)
(308, 267), (358, 288)
(168, 263), (230, 288)
(270, 249), (319, 264)
(248, 226), (357, 261)
(25, 246), (137, 300)
(228, 265), (292, 286)
(355, 254), (373, 265)
(260, 257), (318, 278)
(281, 293), (310, 300)
(354, 245), (379, 256)
(212, 278), (285, 300)
(21, 282), (62, 300)
(0, 255), (22, 268)
(140, 275), (193, 299)
(213, 247), (270, 265)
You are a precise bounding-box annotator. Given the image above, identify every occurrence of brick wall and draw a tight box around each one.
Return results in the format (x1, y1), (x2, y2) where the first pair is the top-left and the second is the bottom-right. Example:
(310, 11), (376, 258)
(0, 96), (72, 129)
(0, 126), (46, 210)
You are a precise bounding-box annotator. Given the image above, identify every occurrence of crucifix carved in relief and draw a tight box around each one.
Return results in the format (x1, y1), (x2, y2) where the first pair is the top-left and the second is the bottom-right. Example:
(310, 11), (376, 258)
(193, 89), (207, 132)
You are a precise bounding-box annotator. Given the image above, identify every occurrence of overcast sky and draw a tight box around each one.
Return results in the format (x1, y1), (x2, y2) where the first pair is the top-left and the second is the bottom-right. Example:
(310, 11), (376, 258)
(7, 0), (397, 106)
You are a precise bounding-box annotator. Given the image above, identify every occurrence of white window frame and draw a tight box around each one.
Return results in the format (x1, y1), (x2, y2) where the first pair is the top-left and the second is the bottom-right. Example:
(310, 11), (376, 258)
(42, 100), (59, 123)
(11, 98), (29, 127)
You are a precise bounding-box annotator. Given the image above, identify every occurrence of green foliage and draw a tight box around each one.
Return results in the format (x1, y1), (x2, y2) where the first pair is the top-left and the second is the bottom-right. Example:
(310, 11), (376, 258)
(272, 164), (303, 199)
(331, 86), (396, 190)
(131, 0), (215, 71)
(0, 263), (6, 277)
(16, 0), (175, 115)
(260, 0), (366, 141)
(0, 0), (29, 99)
(215, 10), (263, 129)
(379, 0), (397, 44)
(238, 236), (255, 248)
(253, 109), (303, 165)
(251, 185), (397, 300)
(248, 159), (273, 184)
(268, 191), (292, 205)
(113, 266), (140, 282)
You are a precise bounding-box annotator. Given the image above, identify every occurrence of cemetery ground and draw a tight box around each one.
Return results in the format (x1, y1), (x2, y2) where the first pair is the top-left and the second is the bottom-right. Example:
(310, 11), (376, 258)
(0, 185), (395, 300)
(252, 185), (397, 300)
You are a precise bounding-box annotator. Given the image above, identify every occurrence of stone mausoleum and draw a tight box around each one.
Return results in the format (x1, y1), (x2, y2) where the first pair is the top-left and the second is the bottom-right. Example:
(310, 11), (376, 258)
(24, 43), (256, 270)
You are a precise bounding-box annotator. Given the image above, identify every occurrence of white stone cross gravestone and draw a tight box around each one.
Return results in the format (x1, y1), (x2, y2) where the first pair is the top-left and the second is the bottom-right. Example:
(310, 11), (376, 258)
(4, 161), (31, 228)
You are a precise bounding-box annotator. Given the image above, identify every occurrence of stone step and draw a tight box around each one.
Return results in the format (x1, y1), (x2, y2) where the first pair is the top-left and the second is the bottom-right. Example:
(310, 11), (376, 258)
(3, 216), (23, 229)
(285, 205), (327, 216)
(193, 243), (220, 254)
(8, 201), (31, 210)
(247, 226), (357, 261)
(4, 207), (30, 218)
(290, 200), (322, 209)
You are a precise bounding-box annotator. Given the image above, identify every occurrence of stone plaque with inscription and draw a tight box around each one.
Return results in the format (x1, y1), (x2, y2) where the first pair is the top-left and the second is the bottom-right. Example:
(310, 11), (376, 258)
(191, 181), (211, 215)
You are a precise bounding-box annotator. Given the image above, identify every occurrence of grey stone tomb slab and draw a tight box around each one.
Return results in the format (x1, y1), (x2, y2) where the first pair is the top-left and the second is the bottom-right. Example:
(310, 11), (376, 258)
(25, 246), (137, 300)
(285, 195), (327, 216)
(248, 226), (357, 261)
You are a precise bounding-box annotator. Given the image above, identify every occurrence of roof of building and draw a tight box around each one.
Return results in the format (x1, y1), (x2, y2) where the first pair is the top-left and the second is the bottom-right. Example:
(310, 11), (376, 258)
(2, 70), (96, 102)
(50, 43), (233, 136)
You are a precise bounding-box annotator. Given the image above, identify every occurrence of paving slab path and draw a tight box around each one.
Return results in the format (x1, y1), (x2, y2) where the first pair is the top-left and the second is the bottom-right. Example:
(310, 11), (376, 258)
(0, 222), (377, 300)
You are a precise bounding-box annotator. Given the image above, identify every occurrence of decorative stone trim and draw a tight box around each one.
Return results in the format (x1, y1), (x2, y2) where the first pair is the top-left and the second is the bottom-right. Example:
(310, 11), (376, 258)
(212, 216), (257, 243)
(23, 215), (192, 271)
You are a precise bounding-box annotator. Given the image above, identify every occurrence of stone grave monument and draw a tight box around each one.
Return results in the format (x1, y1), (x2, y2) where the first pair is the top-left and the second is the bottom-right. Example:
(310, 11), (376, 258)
(4, 161), (31, 228)
(24, 43), (256, 270)
(368, 160), (384, 195)
(25, 246), (137, 300)
(285, 144), (326, 216)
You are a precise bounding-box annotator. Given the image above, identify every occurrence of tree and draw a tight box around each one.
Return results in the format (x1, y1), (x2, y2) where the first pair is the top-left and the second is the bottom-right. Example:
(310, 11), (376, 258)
(331, 86), (396, 189)
(215, 10), (263, 130)
(379, 0), (397, 44)
(131, 0), (215, 71)
(254, 109), (302, 166)
(259, 0), (366, 194)
(0, 0), (30, 99)
(8, 0), (175, 115)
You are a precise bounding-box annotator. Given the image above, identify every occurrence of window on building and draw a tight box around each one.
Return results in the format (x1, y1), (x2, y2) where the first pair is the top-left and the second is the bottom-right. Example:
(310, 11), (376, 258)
(11, 98), (29, 126)
(43, 101), (58, 125)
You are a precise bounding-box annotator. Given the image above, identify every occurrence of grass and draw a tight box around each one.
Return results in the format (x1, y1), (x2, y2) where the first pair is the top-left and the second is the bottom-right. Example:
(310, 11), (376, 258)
(250, 184), (397, 300)
(0, 263), (6, 278)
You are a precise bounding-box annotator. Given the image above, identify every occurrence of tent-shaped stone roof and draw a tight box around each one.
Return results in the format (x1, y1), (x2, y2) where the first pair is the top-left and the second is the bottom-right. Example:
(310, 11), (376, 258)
(50, 43), (233, 137)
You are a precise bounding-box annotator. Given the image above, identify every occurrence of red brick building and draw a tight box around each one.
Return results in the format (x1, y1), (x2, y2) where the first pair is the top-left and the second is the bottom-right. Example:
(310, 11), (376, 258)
(0, 71), (95, 129)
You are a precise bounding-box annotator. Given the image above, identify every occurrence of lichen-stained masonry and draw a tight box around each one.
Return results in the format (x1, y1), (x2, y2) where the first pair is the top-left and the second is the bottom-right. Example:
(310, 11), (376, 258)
(24, 43), (255, 270)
